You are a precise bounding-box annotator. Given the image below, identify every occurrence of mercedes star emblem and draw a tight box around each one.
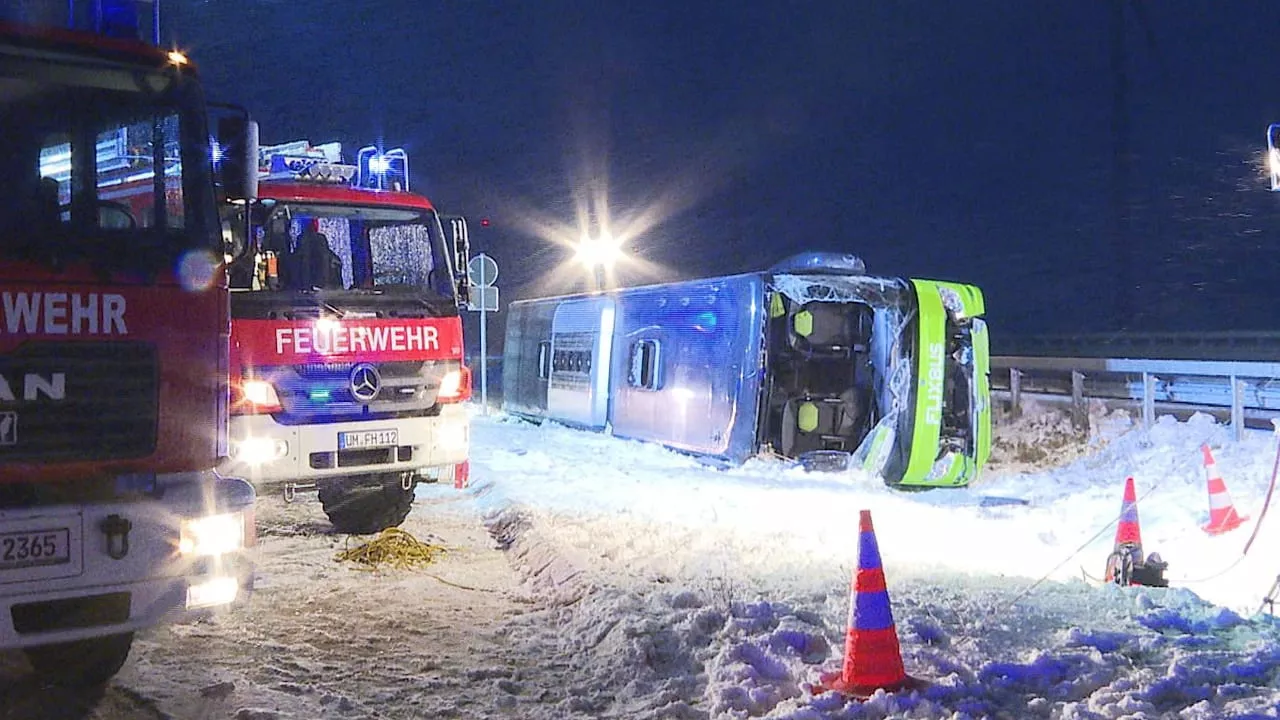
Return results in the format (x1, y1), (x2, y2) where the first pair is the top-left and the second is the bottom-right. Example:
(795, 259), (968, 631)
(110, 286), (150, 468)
(349, 363), (382, 403)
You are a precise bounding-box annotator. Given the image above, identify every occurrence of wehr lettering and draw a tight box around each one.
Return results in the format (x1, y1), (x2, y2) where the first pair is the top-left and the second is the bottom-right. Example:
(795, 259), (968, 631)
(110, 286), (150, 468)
(0, 293), (127, 335)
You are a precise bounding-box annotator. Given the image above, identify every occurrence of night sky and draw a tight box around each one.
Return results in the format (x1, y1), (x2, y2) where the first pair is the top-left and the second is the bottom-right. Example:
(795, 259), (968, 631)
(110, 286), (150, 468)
(171, 1), (1280, 341)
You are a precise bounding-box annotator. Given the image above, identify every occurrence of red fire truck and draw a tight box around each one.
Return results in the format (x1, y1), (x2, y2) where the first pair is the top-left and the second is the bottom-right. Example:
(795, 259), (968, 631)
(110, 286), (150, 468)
(219, 140), (471, 534)
(0, 0), (257, 685)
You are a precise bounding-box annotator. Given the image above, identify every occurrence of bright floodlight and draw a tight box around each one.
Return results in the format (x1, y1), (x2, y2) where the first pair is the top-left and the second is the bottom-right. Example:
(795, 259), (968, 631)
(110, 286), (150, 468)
(368, 155), (391, 174)
(575, 232), (623, 270)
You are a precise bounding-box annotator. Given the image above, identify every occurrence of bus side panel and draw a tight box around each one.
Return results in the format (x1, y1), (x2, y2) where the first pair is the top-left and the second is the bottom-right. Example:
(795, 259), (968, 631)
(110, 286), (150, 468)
(546, 297), (615, 430)
(608, 275), (765, 464)
(501, 300), (556, 419)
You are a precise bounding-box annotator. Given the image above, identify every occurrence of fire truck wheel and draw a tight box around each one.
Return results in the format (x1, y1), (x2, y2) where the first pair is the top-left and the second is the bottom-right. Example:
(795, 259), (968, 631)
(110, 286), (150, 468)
(319, 474), (416, 534)
(24, 632), (134, 686)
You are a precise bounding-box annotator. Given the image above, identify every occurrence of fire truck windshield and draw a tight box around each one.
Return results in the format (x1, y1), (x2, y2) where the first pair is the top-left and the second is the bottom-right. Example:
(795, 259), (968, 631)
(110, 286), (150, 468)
(0, 48), (219, 276)
(229, 202), (456, 301)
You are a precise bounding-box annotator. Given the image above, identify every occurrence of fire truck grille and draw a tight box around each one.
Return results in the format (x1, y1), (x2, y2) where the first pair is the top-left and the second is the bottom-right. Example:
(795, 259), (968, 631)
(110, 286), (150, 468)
(265, 360), (453, 425)
(0, 343), (158, 462)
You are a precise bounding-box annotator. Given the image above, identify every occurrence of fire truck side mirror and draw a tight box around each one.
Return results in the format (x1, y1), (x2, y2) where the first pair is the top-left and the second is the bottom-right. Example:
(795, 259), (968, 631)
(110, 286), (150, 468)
(217, 117), (259, 202)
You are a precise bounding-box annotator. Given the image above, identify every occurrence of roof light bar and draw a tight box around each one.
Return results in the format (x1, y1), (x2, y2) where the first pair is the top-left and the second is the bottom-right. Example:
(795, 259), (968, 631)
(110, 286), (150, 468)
(2, 0), (161, 43)
(257, 140), (411, 190)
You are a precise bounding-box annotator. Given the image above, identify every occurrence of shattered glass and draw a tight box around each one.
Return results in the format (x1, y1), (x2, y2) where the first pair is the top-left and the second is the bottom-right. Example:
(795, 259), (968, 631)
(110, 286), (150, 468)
(369, 224), (434, 288)
(770, 273), (907, 306)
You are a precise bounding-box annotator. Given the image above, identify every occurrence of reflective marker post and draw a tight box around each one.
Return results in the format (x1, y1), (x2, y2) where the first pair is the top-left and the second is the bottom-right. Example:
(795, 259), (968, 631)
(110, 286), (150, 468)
(466, 253), (499, 415)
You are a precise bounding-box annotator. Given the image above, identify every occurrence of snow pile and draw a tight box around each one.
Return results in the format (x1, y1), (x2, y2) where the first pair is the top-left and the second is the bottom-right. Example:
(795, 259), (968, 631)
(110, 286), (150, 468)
(444, 403), (1280, 718)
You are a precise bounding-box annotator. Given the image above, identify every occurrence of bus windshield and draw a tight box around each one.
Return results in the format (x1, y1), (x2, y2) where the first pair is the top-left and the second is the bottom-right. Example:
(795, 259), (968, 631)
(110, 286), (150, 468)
(229, 201), (457, 301)
(0, 47), (219, 275)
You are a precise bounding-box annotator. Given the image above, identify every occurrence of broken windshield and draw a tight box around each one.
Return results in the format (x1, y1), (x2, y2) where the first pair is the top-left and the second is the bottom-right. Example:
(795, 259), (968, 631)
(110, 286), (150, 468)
(228, 202), (457, 302)
(0, 47), (220, 277)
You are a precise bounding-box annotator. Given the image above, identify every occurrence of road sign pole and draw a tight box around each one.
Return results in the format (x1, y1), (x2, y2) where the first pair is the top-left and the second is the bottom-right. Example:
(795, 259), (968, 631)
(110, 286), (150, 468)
(479, 258), (489, 415)
(466, 252), (499, 416)
(479, 276), (488, 415)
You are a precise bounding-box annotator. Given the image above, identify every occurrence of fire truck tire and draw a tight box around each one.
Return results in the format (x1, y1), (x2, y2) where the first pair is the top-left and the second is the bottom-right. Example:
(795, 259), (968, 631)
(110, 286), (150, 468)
(24, 632), (134, 686)
(319, 474), (416, 534)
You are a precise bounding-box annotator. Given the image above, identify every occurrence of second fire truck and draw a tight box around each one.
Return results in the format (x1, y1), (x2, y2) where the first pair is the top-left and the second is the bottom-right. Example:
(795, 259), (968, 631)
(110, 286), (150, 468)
(0, 0), (256, 685)
(220, 140), (472, 534)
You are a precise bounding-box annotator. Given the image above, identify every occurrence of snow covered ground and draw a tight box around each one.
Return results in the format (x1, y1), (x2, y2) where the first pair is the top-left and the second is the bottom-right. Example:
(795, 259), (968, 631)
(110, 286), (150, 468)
(5, 400), (1279, 719)
(447, 401), (1280, 719)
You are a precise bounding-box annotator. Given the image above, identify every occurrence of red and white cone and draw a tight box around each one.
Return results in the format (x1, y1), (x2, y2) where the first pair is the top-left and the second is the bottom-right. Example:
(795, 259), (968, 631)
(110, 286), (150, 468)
(1201, 444), (1246, 535)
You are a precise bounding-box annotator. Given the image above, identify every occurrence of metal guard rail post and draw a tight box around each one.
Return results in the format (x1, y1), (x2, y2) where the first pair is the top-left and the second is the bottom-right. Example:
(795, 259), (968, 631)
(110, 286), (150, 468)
(991, 356), (1280, 442)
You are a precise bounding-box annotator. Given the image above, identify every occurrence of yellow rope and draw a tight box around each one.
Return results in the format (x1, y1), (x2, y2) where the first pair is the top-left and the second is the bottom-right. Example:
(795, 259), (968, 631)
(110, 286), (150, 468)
(334, 527), (447, 571)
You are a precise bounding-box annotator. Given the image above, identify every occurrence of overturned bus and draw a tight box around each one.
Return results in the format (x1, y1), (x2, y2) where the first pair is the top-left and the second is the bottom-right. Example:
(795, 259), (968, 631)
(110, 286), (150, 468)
(501, 253), (991, 488)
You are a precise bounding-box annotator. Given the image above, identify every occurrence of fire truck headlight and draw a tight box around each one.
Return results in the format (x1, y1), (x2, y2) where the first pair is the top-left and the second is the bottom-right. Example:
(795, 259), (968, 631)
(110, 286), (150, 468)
(180, 512), (247, 557)
(242, 380), (279, 407)
(231, 437), (288, 464)
(186, 576), (239, 609)
(438, 370), (462, 399)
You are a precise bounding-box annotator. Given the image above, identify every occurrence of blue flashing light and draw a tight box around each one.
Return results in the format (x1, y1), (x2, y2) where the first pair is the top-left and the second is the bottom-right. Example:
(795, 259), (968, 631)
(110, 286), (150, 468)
(3, 1), (156, 42)
(98, 0), (140, 39)
(308, 389), (332, 402)
(209, 136), (224, 170)
(356, 146), (409, 191)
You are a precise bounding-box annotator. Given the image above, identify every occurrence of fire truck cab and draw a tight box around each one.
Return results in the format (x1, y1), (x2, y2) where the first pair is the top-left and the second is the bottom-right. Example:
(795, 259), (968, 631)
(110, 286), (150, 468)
(220, 140), (471, 534)
(0, 0), (256, 685)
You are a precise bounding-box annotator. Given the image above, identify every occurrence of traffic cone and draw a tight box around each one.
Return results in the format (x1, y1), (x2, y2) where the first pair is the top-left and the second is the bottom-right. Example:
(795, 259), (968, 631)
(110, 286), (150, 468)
(1201, 445), (1246, 535)
(1105, 477), (1143, 584)
(812, 510), (925, 698)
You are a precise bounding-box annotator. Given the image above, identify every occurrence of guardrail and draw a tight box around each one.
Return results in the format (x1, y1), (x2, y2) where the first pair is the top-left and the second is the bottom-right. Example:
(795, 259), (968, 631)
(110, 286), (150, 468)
(991, 355), (1280, 441)
(996, 332), (1280, 363)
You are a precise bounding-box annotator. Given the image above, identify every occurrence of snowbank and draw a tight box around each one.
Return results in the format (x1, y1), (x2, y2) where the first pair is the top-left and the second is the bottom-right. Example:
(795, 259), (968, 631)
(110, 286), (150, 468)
(448, 402), (1280, 718)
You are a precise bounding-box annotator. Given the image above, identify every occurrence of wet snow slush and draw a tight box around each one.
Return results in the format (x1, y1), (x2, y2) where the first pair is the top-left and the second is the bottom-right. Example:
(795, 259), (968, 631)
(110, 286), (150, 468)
(3, 401), (1280, 719)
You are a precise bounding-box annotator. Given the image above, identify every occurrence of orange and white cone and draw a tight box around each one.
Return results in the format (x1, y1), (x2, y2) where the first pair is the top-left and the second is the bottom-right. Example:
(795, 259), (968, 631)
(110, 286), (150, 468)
(811, 510), (926, 698)
(1201, 445), (1246, 535)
